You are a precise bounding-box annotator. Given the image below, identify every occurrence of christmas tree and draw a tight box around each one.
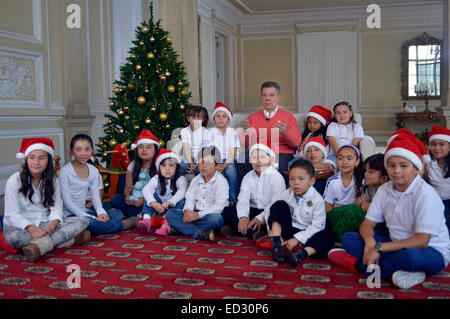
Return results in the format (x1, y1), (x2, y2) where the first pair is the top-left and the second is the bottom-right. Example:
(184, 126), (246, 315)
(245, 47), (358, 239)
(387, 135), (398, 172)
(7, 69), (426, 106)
(96, 3), (191, 168)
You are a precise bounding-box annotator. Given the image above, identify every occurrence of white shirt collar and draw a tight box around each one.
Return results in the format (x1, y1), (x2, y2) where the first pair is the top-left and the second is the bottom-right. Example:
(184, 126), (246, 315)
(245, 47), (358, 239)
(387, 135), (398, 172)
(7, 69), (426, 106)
(263, 106), (279, 119)
(198, 171), (219, 185)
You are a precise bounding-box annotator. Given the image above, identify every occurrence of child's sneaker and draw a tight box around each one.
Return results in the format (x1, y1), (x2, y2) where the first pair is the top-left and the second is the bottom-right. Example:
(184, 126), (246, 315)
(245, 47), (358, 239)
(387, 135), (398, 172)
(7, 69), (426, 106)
(137, 218), (153, 234)
(328, 248), (358, 272)
(391, 270), (426, 289)
(197, 230), (215, 242)
(155, 220), (169, 236)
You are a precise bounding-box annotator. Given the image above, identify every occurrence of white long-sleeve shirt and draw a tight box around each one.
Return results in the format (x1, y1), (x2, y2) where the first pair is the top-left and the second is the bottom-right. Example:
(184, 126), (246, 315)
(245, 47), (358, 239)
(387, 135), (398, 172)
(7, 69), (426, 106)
(4, 171), (64, 230)
(236, 165), (286, 219)
(256, 186), (326, 244)
(142, 175), (188, 206)
(58, 163), (106, 218)
(183, 171), (229, 219)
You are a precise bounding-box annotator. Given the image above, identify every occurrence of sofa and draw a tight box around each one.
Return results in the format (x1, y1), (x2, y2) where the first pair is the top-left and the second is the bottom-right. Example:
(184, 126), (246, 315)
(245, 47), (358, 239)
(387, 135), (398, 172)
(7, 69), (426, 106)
(167, 112), (376, 161)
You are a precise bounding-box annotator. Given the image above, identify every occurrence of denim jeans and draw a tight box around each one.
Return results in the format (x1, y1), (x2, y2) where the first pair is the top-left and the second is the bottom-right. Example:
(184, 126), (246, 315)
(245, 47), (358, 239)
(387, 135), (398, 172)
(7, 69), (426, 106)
(180, 156), (200, 175)
(443, 199), (450, 233)
(85, 207), (124, 235)
(142, 193), (186, 218)
(220, 160), (238, 203)
(341, 230), (446, 278)
(110, 193), (143, 217)
(165, 209), (224, 239)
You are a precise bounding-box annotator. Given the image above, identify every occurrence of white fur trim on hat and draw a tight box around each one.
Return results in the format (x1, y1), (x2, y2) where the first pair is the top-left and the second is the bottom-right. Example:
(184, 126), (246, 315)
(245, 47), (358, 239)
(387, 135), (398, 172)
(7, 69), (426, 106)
(212, 107), (233, 121)
(307, 112), (327, 126)
(384, 147), (422, 171)
(429, 134), (450, 143)
(304, 141), (327, 157)
(155, 152), (180, 169)
(16, 143), (54, 160)
(131, 138), (160, 149)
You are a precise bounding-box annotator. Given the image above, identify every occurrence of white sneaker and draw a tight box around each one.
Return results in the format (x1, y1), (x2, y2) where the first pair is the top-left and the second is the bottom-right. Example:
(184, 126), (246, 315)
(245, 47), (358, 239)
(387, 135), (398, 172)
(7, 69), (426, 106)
(391, 270), (426, 289)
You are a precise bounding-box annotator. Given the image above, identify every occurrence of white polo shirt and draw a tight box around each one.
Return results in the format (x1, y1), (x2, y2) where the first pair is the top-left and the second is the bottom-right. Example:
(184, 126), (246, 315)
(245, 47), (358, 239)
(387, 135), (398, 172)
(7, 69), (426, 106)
(426, 159), (450, 200)
(180, 126), (208, 161)
(183, 171), (229, 218)
(204, 127), (240, 161)
(127, 160), (151, 175)
(236, 165), (286, 219)
(323, 172), (356, 205)
(366, 175), (450, 265)
(142, 175), (188, 206)
(326, 122), (365, 155)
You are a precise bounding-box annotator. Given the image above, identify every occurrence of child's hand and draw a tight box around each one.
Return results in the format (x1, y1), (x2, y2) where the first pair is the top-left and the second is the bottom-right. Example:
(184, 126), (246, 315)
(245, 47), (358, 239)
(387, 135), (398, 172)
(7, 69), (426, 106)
(161, 202), (172, 210)
(183, 210), (199, 223)
(26, 225), (47, 239)
(187, 163), (197, 174)
(85, 201), (94, 208)
(355, 196), (363, 206)
(125, 195), (133, 206)
(216, 163), (225, 173)
(151, 202), (166, 214)
(248, 218), (262, 232)
(363, 247), (380, 266)
(133, 197), (144, 208)
(46, 220), (60, 235)
(284, 238), (299, 251)
(96, 214), (110, 222)
(238, 217), (250, 235)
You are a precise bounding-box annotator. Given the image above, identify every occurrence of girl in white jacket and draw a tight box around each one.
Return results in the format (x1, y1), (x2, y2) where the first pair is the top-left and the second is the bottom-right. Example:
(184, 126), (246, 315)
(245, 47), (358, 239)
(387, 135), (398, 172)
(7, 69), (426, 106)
(249, 158), (335, 266)
(3, 138), (90, 262)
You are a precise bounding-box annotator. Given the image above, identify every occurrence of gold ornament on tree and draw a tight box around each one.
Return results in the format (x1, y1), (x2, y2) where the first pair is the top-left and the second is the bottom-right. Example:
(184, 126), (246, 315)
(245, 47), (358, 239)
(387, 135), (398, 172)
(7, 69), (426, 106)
(150, 36), (155, 42)
(109, 139), (117, 147)
(159, 113), (168, 121)
(136, 64), (142, 71)
(165, 71), (171, 77)
(142, 25), (149, 33)
(147, 52), (154, 59)
(159, 140), (165, 148)
(180, 104), (185, 110)
(117, 109), (124, 116)
(150, 107), (156, 112)
(145, 118), (152, 125)
(139, 40), (144, 46)
(123, 105), (130, 112)
(127, 83), (135, 90)
(113, 86), (121, 95)
(160, 75), (166, 81)
(137, 96), (146, 105)
(166, 36), (172, 43)
(107, 119), (112, 125)
(167, 85), (175, 93)
(134, 125), (140, 131)
(180, 89), (188, 96)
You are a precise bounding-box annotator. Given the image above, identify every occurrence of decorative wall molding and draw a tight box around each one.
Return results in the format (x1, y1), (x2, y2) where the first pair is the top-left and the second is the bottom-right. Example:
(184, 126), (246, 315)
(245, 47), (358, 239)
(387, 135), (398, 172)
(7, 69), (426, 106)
(241, 23), (295, 35)
(0, 127), (65, 195)
(0, 46), (45, 109)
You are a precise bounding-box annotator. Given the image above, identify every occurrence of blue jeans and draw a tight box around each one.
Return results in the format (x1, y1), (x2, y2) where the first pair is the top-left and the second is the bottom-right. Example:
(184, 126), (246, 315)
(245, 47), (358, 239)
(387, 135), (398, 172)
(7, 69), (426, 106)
(221, 160), (238, 203)
(341, 230), (446, 278)
(110, 193), (143, 217)
(85, 207), (124, 235)
(142, 193), (186, 218)
(165, 209), (224, 239)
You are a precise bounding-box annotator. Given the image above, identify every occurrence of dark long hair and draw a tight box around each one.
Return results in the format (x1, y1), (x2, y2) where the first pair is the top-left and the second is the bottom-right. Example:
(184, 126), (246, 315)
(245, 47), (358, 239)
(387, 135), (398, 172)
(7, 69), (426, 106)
(429, 142), (450, 178)
(330, 101), (356, 125)
(132, 144), (159, 184)
(70, 133), (95, 165)
(337, 145), (365, 198)
(302, 118), (329, 145)
(158, 158), (182, 196)
(19, 153), (56, 208)
(363, 153), (389, 193)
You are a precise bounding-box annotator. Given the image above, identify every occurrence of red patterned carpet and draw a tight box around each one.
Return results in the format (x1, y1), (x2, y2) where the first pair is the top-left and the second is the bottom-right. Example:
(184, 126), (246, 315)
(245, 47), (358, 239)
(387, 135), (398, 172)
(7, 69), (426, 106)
(0, 229), (449, 299)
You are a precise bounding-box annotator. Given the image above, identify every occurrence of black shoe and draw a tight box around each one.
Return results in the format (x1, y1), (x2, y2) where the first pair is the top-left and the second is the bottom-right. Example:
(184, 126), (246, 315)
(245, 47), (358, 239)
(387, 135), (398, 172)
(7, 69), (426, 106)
(287, 252), (300, 268)
(167, 225), (181, 236)
(197, 230), (215, 242)
(272, 246), (286, 263)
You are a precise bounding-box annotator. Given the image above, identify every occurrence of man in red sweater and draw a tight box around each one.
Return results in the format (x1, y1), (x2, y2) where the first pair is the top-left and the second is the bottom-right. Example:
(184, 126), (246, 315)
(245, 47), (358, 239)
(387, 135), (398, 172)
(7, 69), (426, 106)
(238, 81), (302, 184)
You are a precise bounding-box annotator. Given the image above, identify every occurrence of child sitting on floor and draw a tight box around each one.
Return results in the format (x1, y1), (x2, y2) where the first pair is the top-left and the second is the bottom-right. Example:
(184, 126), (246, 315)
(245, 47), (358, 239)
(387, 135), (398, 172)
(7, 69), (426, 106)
(165, 146), (229, 241)
(249, 158), (335, 267)
(329, 135), (450, 289)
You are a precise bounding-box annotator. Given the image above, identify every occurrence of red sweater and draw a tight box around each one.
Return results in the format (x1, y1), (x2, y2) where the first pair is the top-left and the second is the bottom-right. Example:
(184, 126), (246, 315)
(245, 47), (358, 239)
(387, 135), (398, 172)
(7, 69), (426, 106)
(239, 108), (302, 154)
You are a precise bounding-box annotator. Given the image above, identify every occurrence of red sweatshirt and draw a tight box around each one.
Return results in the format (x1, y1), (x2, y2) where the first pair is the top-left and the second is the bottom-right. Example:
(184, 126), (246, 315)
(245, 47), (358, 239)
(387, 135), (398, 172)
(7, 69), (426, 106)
(239, 108), (302, 154)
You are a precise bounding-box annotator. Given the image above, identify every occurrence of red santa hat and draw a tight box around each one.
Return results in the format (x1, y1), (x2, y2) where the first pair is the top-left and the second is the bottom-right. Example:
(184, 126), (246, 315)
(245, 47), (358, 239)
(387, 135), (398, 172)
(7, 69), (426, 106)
(307, 105), (332, 126)
(304, 136), (327, 157)
(16, 137), (55, 160)
(428, 125), (450, 143)
(155, 148), (180, 170)
(249, 140), (278, 168)
(384, 135), (430, 172)
(211, 101), (233, 121)
(131, 129), (160, 149)
(387, 128), (416, 145)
